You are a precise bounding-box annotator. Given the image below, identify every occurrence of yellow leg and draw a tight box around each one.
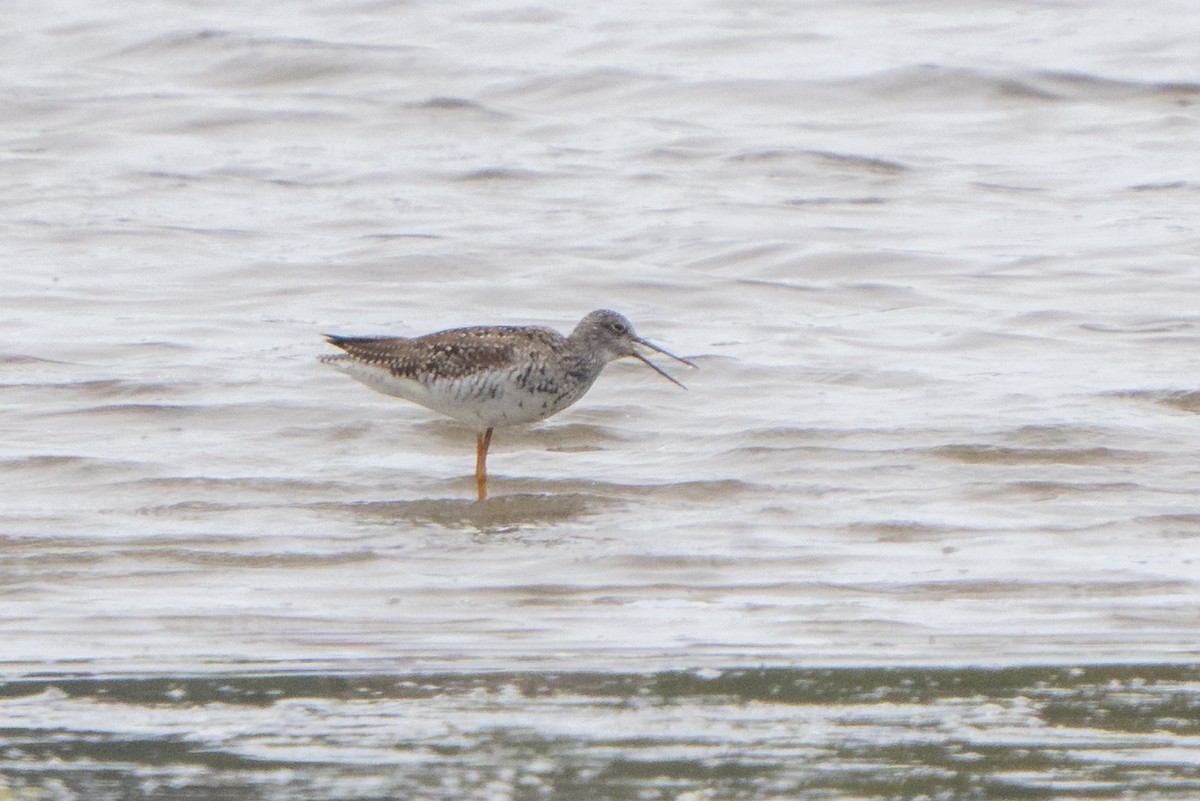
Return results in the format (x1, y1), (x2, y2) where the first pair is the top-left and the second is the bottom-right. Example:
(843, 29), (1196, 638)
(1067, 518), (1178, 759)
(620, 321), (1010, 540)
(474, 428), (493, 501)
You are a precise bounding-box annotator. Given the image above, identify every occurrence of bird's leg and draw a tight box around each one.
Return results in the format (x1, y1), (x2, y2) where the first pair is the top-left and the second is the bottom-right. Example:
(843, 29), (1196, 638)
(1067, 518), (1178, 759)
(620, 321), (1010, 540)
(475, 427), (494, 501)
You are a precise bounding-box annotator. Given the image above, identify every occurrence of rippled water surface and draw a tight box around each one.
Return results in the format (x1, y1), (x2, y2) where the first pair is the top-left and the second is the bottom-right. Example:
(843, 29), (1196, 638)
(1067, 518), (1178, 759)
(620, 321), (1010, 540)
(3, 665), (1199, 800)
(3, 0), (1200, 796)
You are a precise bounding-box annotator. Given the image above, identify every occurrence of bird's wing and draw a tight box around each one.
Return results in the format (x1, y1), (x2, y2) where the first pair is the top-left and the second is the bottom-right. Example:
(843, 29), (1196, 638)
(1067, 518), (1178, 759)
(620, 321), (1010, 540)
(324, 326), (561, 384)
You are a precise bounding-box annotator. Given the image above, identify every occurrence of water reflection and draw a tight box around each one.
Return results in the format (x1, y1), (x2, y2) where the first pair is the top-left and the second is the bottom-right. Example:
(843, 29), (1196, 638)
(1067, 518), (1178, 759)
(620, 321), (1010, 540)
(330, 492), (616, 531)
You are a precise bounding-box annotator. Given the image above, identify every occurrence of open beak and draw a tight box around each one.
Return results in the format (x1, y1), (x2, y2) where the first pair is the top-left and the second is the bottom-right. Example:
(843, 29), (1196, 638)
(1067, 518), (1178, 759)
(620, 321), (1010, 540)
(630, 336), (697, 389)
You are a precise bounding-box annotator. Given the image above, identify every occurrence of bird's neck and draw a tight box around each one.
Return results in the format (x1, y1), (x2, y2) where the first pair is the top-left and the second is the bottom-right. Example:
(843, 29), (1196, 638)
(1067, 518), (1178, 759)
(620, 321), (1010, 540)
(562, 341), (611, 385)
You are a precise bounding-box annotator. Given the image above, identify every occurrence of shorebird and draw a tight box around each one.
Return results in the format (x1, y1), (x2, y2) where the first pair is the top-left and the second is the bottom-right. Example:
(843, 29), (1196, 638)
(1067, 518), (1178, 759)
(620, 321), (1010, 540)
(321, 309), (694, 500)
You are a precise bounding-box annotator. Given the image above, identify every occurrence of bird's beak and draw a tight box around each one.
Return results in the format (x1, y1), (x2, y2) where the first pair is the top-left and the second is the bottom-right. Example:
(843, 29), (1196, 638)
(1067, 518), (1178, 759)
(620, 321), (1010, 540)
(630, 336), (697, 389)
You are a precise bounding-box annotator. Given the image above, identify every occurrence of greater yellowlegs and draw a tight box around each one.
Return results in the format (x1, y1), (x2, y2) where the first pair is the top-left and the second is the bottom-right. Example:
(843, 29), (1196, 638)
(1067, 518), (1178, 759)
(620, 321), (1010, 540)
(321, 309), (695, 500)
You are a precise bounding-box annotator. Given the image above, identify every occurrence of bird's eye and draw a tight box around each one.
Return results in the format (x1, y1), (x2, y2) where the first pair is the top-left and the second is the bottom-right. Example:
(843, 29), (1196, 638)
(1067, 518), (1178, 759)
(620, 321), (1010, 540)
(608, 321), (627, 334)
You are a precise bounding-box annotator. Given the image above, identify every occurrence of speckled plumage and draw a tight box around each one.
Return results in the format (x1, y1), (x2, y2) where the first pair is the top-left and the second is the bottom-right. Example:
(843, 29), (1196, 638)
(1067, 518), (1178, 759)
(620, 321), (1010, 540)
(321, 309), (695, 500)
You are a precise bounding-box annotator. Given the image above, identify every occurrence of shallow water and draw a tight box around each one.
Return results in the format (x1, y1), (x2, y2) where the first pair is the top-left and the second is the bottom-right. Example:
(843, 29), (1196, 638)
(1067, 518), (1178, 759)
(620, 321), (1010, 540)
(3, 0), (1200, 796)
(3, 665), (1200, 801)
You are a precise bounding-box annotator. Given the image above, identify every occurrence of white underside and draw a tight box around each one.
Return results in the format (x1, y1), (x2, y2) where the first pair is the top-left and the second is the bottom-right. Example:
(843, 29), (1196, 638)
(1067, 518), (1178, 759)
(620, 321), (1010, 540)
(327, 359), (586, 429)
